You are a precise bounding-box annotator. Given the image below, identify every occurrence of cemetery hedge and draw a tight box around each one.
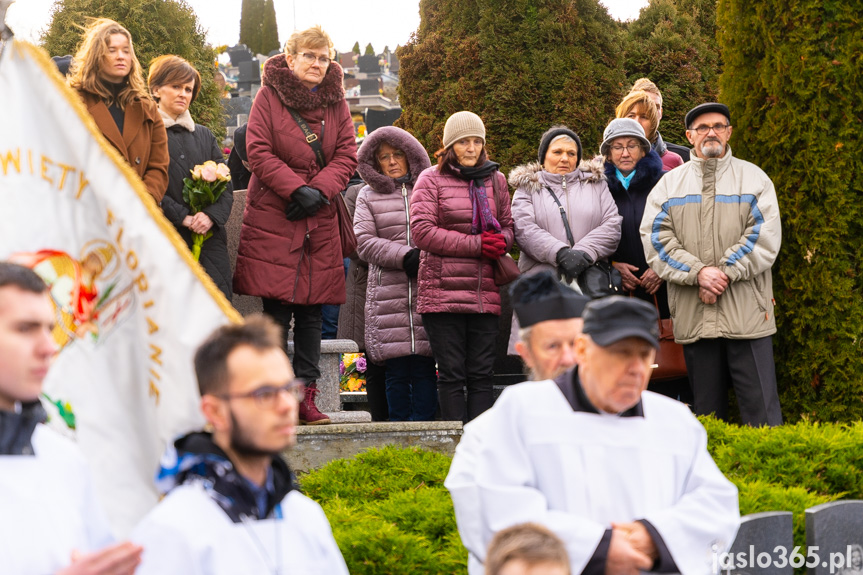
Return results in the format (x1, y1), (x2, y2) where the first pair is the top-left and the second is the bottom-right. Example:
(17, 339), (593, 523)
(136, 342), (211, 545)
(299, 421), (863, 572)
(41, 0), (225, 140)
(717, 0), (863, 422)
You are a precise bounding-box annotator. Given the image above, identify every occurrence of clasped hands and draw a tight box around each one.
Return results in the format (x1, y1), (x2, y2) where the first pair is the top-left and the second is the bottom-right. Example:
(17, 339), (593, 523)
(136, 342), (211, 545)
(697, 266), (729, 305)
(605, 521), (658, 575)
(285, 185), (330, 221)
(182, 212), (214, 235)
(612, 262), (663, 295)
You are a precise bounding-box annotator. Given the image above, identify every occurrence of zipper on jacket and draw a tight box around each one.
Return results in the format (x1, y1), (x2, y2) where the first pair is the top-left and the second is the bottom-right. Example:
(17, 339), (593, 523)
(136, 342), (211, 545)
(403, 183), (416, 354)
(378, 267), (382, 286)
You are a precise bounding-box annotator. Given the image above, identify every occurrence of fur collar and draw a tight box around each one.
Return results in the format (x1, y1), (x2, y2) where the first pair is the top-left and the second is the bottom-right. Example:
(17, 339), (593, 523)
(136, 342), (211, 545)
(262, 54), (345, 111)
(159, 108), (195, 132)
(603, 150), (665, 194)
(508, 159), (605, 194)
(356, 126), (431, 195)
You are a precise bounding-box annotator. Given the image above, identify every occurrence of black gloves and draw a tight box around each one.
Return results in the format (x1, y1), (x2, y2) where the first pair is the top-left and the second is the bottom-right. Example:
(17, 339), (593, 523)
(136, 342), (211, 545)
(403, 248), (421, 278)
(556, 248), (593, 283)
(286, 186), (329, 221)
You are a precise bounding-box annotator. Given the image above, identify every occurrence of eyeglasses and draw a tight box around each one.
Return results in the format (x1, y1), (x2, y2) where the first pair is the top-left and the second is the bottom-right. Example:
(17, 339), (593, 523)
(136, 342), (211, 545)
(296, 52), (331, 66)
(378, 151), (406, 163)
(692, 124), (731, 135)
(217, 380), (305, 409)
(610, 144), (642, 154)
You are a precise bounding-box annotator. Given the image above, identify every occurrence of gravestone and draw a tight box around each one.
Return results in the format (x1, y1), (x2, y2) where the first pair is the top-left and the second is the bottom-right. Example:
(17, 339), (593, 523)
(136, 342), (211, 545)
(357, 55), (380, 74)
(228, 45), (253, 66)
(365, 108), (402, 133)
(359, 78), (380, 96)
(722, 512), (794, 575)
(237, 60), (260, 92)
(222, 96), (253, 128)
(389, 53), (400, 74)
(806, 501), (863, 575)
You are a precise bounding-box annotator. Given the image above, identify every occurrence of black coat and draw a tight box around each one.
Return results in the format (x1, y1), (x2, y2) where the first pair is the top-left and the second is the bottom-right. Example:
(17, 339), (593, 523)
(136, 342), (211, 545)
(604, 150), (671, 317)
(162, 122), (234, 299)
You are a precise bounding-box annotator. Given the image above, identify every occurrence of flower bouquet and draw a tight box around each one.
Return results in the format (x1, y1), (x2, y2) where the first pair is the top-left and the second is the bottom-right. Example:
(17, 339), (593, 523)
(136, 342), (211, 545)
(340, 352), (367, 392)
(182, 160), (231, 261)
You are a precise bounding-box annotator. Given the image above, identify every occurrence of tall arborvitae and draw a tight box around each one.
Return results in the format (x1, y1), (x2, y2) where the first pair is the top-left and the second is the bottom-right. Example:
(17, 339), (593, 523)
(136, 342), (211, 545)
(41, 0), (224, 139)
(718, 0), (863, 421)
(364, 43), (375, 56)
(240, 0), (279, 56)
(621, 0), (720, 145)
(397, 0), (624, 173)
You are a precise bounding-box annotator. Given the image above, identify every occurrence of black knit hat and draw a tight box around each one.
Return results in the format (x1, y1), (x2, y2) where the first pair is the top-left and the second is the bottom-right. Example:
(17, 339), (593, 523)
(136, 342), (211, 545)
(510, 271), (589, 328)
(538, 125), (582, 166)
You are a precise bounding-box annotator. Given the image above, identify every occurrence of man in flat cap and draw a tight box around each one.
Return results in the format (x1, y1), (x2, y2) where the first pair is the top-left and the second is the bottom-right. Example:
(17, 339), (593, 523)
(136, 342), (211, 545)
(447, 271), (589, 574)
(640, 102), (783, 426)
(448, 296), (739, 575)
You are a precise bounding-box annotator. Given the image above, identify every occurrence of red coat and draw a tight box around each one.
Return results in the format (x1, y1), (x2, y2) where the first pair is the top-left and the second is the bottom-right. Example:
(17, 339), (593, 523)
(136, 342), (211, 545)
(410, 165), (514, 315)
(233, 56), (358, 304)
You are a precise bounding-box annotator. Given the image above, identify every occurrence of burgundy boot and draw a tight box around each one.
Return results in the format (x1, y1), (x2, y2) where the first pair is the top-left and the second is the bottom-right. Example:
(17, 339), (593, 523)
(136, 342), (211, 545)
(299, 382), (331, 425)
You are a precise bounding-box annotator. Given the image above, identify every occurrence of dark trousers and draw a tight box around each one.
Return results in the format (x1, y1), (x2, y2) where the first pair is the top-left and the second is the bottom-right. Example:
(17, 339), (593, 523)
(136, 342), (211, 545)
(683, 336), (783, 426)
(262, 299), (322, 381)
(385, 355), (438, 422)
(422, 312), (499, 422)
(365, 360), (389, 422)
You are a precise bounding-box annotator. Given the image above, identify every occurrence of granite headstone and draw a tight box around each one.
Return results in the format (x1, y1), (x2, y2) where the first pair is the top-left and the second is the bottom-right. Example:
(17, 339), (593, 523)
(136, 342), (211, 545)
(722, 512), (794, 575)
(806, 501), (863, 575)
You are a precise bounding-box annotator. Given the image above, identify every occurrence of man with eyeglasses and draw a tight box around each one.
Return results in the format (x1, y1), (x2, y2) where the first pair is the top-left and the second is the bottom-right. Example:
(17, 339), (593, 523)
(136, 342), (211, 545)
(640, 102), (783, 427)
(131, 315), (348, 574)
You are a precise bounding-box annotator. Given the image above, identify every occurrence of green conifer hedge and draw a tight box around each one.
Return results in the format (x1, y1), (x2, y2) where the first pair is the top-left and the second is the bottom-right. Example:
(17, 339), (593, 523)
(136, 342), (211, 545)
(717, 0), (863, 421)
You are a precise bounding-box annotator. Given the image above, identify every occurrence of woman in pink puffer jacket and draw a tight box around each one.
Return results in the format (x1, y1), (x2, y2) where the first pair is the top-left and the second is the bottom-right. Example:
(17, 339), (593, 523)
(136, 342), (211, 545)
(410, 111), (515, 422)
(354, 127), (436, 421)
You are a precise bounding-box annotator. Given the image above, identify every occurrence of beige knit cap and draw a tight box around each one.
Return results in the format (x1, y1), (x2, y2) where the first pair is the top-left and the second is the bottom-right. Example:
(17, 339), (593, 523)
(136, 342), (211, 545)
(442, 111), (486, 149)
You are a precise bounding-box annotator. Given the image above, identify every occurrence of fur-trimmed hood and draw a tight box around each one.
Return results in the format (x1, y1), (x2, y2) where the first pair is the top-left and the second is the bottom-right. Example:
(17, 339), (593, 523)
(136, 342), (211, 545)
(507, 159), (605, 194)
(261, 54), (345, 111)
(356, 126), (431, 194)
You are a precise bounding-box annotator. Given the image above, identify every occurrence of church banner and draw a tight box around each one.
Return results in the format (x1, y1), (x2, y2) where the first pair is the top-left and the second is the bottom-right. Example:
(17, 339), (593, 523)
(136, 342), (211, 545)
(0, 39), (242, 535)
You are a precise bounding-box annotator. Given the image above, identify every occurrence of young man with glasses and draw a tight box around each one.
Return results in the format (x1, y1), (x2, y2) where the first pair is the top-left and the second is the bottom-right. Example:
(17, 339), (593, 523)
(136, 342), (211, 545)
(640, 102), (783, 427)
(131, 315), (348, 574)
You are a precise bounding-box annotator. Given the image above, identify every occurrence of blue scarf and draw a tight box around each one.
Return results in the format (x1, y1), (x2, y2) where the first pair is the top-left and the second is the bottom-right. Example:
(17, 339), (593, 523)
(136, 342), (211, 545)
(616, 168), (636, 190)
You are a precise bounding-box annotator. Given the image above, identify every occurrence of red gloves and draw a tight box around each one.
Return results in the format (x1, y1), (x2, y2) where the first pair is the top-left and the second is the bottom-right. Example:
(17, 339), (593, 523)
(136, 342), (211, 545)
(481, 231), (507, 260)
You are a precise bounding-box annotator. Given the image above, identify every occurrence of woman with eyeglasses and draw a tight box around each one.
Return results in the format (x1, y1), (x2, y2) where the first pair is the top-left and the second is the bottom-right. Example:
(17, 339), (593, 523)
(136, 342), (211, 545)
(234, 25), (358, 425)
(353, 127), (436, 421)
(601, 118), (667, 311)
(617, 89), (684, 171)
(507, 125), (621, 354)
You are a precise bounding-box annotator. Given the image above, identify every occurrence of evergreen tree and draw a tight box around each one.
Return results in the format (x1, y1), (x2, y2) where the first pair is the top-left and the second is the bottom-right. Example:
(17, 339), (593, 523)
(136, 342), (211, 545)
(621, 0), (720, 145)
(239, 0), (279, 56)
(397, 0), (624, 173)
(718, 0), (863, 421)
(41, 0), (224, 139)
(352, 41), (360, 54)
(364, 43), (375, 56)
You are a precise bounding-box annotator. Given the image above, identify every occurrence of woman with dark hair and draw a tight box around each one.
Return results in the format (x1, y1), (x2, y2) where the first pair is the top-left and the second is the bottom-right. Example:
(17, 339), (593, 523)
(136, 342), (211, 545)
(148, 55), (233, 300)
(69, 18), (168, 202)
(233, 25), (358, 425)
(354, 127), (436, 421)
(410, 111), (514, 422)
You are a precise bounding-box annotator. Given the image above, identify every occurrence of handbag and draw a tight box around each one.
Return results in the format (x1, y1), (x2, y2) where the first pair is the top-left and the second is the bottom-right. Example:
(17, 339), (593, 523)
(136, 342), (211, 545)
(492, 254), (521, 286)
(545, 186), (621, 298)
(649, 294), (688, 382)
(287, 108), (357, 258)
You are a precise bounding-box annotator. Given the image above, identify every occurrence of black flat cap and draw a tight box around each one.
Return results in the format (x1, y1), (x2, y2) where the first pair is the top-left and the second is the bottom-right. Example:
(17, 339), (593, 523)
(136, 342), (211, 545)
(582, 296), (659, 349)
(685, 102), (731, 129)
(511, 271), (589, 328)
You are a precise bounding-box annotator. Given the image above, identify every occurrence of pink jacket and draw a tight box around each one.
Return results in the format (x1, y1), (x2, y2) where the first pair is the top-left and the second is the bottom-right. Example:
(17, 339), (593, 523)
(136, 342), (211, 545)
(354, 127), (433, 362)
(410, 165), (514, 315)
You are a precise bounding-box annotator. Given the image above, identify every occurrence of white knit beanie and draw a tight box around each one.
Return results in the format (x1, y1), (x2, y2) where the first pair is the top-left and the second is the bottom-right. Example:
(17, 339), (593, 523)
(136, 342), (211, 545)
(442, 111), (486, 149)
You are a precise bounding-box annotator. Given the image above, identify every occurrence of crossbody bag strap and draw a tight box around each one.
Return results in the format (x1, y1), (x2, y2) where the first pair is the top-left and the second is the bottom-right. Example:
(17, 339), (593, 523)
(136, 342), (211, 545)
(545, 186), (576, 247)
(287, 108), (327, 169)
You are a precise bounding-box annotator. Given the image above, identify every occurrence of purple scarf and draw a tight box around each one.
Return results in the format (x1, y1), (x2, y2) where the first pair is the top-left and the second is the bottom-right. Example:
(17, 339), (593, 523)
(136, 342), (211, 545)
(459, 161), (501, 234)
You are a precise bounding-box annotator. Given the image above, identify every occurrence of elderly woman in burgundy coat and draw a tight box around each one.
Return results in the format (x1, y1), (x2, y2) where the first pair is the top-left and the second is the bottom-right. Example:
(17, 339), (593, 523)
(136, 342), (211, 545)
(234, 26), (357, 424)
(354, 127), (435, 421)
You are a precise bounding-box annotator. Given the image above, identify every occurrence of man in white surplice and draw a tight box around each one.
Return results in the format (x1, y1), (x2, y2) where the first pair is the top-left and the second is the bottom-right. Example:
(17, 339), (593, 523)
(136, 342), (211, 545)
(447, 295), (739, 575)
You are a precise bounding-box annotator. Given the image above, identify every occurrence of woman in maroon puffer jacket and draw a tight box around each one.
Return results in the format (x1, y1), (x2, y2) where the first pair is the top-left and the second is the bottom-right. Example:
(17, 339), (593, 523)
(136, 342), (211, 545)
(354, 127), (436, 421)
(410, 111), (514, 422)
(234, 26), (358, 424)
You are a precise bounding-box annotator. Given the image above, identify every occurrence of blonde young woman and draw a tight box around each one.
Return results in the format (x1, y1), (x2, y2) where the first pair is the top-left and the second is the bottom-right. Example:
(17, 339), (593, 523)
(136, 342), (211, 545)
(69, 18), (168, 202)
